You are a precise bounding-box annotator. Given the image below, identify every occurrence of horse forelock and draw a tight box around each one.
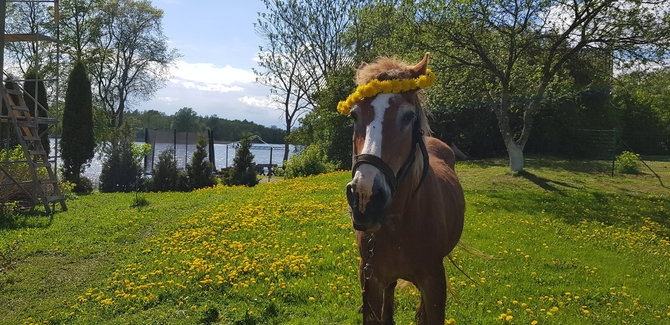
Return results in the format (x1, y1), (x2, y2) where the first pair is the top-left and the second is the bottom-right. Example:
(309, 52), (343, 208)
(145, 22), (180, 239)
(355, 57), (432, 138)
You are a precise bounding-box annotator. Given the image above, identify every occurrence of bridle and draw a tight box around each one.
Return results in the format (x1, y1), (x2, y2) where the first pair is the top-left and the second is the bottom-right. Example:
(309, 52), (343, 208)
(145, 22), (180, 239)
(352, 108), (431, 322)
(351, 116), (430, 197)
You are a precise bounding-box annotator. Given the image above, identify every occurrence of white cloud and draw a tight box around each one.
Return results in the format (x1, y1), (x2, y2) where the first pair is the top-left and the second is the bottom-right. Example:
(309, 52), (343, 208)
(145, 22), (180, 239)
(169, 60), (256, 93)
(158, 96), (177, 103)
(238, 95), (282, 110)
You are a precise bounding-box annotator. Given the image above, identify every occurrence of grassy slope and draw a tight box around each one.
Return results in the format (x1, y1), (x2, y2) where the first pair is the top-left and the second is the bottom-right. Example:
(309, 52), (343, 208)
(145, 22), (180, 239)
(0, 156), (668, 324)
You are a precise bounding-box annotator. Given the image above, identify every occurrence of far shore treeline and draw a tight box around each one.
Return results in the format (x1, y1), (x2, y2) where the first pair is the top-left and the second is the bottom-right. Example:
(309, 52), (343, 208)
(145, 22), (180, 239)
(126, 108), (285, 144)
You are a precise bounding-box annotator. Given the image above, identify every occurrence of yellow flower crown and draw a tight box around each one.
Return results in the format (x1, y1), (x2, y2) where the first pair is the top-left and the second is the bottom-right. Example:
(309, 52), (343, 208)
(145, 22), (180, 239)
(337, 69), (436, 116)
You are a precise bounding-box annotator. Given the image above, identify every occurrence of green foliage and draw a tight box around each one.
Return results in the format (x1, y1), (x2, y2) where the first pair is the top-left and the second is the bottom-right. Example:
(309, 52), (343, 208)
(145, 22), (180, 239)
(125, 109), (285, 143)
(151, 149), (179, 192)
(614, 68), (670, 155)
(99, 129), (141, 193)
(131, 195), (149, 208)
(72, 176), (93, 194)
(62, 60), (95, 189)
(615, 151), (641, 174)
(290, 67), (355, 169)
(0, 146), (48, 202)
(283, 144), (336, 179)
(222, 135), (258, 187)
(23, 67), (50, 155)
(171, 107), (202, 132)
(187, 137), (216, 190)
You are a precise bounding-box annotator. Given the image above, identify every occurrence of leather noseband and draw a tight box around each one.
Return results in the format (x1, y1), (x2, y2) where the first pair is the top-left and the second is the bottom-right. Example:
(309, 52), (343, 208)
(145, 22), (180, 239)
(352, 117), (429, 196)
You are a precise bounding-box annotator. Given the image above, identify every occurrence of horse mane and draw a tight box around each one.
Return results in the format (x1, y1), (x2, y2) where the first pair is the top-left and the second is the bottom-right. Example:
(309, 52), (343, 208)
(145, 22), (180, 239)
(355, 57), (432, 136)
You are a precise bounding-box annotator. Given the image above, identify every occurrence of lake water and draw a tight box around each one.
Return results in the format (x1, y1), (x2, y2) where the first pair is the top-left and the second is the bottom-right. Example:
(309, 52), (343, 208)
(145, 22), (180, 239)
(49, 140), (299, 185)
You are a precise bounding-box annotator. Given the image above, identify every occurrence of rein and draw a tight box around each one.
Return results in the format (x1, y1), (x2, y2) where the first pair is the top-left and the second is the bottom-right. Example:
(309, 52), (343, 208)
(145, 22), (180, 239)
(352, 117), (430, 197)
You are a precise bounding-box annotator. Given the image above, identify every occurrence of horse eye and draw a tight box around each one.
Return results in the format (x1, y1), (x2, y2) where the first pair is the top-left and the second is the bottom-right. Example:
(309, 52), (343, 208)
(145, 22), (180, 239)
(350, 111), (358, 122)
(402, 111), (416, 124)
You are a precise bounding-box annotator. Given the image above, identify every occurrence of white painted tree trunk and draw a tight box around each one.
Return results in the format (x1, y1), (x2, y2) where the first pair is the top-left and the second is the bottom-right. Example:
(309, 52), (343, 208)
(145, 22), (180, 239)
(506, 141), (524, 172)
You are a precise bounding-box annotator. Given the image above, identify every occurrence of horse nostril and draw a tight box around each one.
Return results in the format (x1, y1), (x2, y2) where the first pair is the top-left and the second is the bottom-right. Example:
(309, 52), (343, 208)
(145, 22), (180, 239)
(346, 183), (358, 209)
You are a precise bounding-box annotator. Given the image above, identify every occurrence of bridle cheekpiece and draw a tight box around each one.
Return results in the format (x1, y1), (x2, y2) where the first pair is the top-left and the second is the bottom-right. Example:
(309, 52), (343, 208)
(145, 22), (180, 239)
(345, 70), (435, 196)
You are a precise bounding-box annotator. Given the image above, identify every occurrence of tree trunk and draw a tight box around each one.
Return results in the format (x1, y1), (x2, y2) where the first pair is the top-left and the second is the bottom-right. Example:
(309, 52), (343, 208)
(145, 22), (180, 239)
(505, 139), (524, 172)
(283, 129), (290, 162)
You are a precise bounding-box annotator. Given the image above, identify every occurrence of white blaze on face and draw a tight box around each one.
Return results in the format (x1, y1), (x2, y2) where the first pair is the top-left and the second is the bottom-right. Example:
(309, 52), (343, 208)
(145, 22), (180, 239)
(351, 93), (393, 213)
(361, 93), (393, 157)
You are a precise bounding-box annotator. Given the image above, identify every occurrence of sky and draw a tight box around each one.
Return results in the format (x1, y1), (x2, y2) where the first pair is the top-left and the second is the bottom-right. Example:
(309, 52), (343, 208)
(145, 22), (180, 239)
(136, 0), (281, 128)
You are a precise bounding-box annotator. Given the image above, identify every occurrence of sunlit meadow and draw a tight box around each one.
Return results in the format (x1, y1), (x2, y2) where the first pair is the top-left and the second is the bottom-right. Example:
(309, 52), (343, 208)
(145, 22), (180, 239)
(1, 157), (669, 324)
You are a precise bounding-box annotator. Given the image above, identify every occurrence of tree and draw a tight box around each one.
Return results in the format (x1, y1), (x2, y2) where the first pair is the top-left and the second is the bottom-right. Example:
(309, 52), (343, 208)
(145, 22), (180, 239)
(59, 0), (103, 62)
(256, 0), (356, 161)
(289, 66), (356, 169)
(222, 135), (258, 187)
(409, 0), (670, 171)
(91, 0), (177, 128)
(172, 107), (201, 132)
(186, 137), (216, 190)
(61, 61), (95, 189)
(4, 1), (56, 75)
(614, 67), (670, 154)
(99, 130), (140, 193)
(151, 149), (178, 192)
(22, 67), (50, 155)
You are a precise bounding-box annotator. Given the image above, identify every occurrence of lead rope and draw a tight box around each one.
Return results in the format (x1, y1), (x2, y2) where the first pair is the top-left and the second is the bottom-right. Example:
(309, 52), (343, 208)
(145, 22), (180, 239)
(361, 233), (382, 322)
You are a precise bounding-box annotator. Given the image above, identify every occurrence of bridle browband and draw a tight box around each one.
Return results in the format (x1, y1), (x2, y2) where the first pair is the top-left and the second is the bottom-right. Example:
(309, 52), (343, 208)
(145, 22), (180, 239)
(352, 117), (430, 196)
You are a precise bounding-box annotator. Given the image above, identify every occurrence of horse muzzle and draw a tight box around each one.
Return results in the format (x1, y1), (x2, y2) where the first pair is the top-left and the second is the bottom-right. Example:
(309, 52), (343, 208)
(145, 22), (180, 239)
(346, 175), (390, 233)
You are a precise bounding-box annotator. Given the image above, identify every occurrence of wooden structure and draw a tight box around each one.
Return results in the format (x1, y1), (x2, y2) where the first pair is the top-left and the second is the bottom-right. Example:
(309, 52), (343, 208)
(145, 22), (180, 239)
(0, 0), (66, 213)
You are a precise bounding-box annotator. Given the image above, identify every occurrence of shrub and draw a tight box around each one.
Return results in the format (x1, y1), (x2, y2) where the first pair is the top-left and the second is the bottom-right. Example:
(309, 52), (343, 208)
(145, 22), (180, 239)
(0, 146), (52, 203)
(152, 149), (179, 191)
(615, 151), (641, 174)
(72, 176), (93, 194)
(187, 137), (216, 190)
(283, 144), (336, 179)
(222, 135), (258, 187)
(99, 138), (141, 193)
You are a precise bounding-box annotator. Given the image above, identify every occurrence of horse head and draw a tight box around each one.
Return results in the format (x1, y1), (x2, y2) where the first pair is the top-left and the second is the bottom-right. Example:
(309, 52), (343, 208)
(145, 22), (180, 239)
(342, 53), (433, 232)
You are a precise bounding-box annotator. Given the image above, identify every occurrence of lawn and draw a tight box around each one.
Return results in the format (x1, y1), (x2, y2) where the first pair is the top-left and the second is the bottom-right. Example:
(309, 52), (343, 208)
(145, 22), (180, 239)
(0, 156), (668, 324)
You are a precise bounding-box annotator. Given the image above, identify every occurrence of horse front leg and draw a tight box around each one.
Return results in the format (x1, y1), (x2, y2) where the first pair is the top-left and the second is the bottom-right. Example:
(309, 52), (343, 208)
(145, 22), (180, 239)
(414, 262), (446, 325)
(381, 280), (397, 324)
(359, 263), (390, 324)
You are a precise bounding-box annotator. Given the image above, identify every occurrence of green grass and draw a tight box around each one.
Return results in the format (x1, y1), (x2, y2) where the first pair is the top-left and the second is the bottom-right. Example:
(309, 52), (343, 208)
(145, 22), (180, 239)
(1, 156), (669, 324)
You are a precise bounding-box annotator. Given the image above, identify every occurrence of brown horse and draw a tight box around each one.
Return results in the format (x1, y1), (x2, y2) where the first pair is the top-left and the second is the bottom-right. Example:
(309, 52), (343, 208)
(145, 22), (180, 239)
(344, 54), (465, 324)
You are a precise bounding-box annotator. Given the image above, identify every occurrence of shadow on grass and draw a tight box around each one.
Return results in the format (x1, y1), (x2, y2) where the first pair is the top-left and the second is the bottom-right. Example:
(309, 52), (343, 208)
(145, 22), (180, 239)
(516, 170), (580, 192)
(474, 190), (670, 238)
(525, 156), (612, 174)
(0, 211), (54, 230)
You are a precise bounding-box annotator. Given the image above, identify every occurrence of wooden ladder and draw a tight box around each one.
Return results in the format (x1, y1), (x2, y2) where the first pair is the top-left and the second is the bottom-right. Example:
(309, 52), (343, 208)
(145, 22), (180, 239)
(1, 82), (66, 213)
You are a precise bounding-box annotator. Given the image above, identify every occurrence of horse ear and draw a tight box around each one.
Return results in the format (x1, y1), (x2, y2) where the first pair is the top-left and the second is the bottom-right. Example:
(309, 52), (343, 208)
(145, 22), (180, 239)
(358, 62), (368, 70)
(411, 52), (430, 77)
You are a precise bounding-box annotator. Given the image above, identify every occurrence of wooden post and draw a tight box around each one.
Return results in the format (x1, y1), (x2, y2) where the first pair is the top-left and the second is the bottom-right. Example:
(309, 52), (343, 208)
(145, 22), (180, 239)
(143, 128), (149, 172)
(0, 0), (5, 77)
(208, 129), (215, 170)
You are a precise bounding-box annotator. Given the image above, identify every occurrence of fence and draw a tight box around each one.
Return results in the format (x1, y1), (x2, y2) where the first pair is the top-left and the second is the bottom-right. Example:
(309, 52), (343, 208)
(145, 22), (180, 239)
(143, 129), (293, 173)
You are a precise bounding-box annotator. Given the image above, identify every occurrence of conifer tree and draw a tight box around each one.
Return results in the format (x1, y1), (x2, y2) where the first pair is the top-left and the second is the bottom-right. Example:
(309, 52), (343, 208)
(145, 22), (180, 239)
(223, 134), (258, 187)
(152, 149), (178, 191)
(23, 67), (50, 155)
(186, 136), (216, 189)
(61, 61), (95, 190)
